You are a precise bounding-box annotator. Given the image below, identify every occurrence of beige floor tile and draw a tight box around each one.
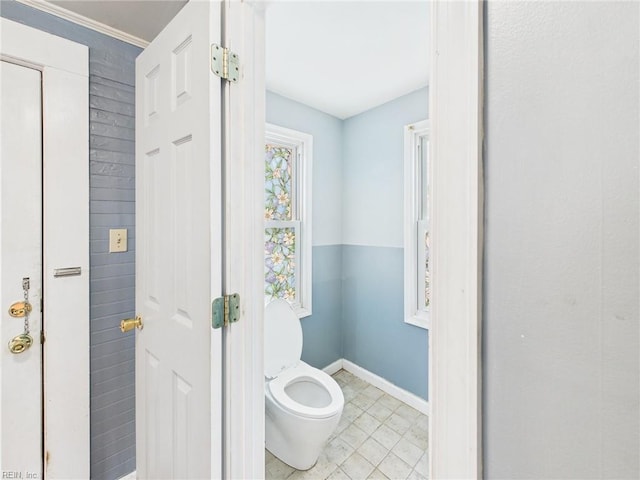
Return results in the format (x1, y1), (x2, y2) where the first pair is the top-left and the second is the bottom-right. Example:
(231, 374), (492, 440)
(323, 437), (355, 466)
(335, 377), (349, 388)
(395, 404), (421, 422)
(343, 402), (365, 423)
(415, 414), (429, 431)
(341, 423), (369, 449)
(367, 402), (393, 423)
(353, 412), (381, 435)
(351, 393), (377, 411)
(370, 424), (401, 450)
(414, 452), (428, 477)
(391, 438), (423, 468)
(266, 449), (276, 463)
(288, 454), (337, 480)
(361, 385), (384, 400)
(367, 468), (390, 479)
(348, 376), (370, 392)
(266, 455), (296, 479)
(335, 412), (353, 436)
(384, 412), (411, 435)
(342, 385), (360, 402)
(334, 370), (354, 382)
(314, 453), (339, 479)
(341, 452), (375, 480)
(357, 437), (389, 467)
(327, 467), (351, 480)
(403, 424), (428, 451)
(375, 394), (402, 412)
(378, 452), (412, 480)
(407, 469), (427, 480)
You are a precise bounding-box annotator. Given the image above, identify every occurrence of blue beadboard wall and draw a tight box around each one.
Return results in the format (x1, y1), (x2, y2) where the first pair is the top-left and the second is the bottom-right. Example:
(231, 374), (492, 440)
(1, 2), (141, 479)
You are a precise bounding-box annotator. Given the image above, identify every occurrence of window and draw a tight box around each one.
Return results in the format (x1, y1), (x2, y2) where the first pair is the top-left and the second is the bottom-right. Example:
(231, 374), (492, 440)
(264, 124), (312, 317)
(404, 120), (430, 329)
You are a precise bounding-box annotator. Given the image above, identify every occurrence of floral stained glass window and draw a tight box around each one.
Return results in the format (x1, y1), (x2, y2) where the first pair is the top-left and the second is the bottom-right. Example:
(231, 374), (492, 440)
(265, 144), (294, 221)
(264, 142), (300, 305)
(265, 227), (296, 301)
(264, 125), (312, 316)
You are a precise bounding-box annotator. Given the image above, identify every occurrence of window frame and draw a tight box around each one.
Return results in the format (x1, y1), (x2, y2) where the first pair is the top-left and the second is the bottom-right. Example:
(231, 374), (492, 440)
(404, 119), (430, 329)
(265, 123), (313, 318)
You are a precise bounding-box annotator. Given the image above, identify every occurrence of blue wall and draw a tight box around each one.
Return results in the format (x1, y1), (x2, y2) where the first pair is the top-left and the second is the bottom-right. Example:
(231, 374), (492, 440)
(1, 2), (141, 479)
(342, 88), (429, 248)
(266, 92), (344, 368)
(342, 246), (428, 399)
(267, 88), (429, 400)
(342, 88), (429, 399)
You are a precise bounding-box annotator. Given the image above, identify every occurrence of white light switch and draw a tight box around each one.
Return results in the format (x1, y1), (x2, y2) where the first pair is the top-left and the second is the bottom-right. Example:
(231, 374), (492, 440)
(109, 229), (127, 253)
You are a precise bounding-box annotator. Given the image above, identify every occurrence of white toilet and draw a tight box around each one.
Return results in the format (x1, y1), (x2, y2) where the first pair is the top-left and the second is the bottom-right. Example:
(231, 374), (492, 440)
(264, 299), (344, 470)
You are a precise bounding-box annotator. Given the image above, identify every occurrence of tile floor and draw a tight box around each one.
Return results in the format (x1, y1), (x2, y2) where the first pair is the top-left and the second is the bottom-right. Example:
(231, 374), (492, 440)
(265, 369), (429, 480)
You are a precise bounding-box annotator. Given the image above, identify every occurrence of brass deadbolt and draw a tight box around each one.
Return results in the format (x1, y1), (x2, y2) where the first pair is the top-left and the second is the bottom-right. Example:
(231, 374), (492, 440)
(9, 301), (32, 318)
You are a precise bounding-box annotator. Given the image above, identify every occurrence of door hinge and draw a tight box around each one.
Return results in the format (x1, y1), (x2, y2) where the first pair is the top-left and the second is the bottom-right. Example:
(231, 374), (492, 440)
(40, 331), (45, 345)
(211, 44), (239, 83)
(212, 293), (240, 328)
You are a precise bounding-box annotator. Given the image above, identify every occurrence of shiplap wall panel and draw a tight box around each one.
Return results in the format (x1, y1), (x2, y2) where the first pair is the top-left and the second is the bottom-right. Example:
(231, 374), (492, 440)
(0, 2), (142, 478)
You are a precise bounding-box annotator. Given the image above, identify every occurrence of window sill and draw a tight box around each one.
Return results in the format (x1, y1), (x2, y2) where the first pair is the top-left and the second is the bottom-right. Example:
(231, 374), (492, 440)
(295, 305), (312, 319)
(405, 313), (430, 330)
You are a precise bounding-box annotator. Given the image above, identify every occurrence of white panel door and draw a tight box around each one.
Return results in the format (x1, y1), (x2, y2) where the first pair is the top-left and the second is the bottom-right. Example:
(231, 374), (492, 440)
(135, 1), (223, 478)
(0, 60), (43, 477)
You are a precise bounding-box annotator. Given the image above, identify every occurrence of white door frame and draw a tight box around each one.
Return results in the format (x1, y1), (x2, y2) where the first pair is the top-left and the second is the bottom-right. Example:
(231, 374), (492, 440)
(429, 1), (484, 478)
(235, 1), (484, 479)
(224, 1), (266, 478)
(0, 18), (89, 479)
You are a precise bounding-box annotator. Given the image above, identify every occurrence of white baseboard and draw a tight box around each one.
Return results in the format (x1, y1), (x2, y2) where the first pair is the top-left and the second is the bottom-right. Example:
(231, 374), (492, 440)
(323, 358), (430, 416)
(322, 358), (344, 375)
(119, 471), (136, 480)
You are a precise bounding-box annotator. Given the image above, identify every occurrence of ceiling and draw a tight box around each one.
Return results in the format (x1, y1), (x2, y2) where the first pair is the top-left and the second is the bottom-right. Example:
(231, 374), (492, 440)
(48, 1), (188, 42)
(44, 0), (429, 119)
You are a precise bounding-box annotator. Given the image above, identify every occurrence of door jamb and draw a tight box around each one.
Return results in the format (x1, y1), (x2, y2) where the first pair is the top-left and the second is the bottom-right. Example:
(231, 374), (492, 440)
(224, 1), (266, 478)
(429, 2), (484, 478)
(0, 18), (90, 479)
(234, 1), (484, 479)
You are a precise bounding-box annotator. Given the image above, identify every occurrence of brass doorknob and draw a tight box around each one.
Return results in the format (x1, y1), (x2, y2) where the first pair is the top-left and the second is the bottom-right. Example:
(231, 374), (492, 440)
(120, 315), (143, 333)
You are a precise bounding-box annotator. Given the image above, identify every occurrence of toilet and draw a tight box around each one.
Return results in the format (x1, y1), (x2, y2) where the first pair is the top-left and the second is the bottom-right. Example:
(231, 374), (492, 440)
(264, 299), (344, 470)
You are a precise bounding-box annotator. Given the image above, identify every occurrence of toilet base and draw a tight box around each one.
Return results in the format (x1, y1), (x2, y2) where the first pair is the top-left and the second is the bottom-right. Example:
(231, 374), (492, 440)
(265, 398), (342, 471)
(266, 446), (317, 472)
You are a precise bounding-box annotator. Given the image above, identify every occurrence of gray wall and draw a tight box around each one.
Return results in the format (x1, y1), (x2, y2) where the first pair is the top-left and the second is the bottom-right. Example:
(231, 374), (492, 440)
(484, 1), (639, 478)
(0, 2), (141, 479)
(266, 89), (429, 399)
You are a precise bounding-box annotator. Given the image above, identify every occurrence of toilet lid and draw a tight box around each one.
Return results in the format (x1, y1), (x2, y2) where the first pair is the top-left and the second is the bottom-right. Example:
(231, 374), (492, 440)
(264, 299), (302, 379)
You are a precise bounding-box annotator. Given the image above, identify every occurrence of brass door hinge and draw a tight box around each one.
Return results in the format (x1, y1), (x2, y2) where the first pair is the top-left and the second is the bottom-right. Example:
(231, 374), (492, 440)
(211, 44), (239, 83)
(212, 293), (240, 328)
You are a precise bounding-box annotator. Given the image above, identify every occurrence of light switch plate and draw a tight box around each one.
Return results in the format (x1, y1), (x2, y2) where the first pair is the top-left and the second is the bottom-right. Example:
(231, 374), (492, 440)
(109, 229), (127, 253)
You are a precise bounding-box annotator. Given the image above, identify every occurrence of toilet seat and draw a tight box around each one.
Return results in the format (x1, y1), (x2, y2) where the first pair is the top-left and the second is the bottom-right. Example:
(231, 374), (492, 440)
(268, 363), (343, 419)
